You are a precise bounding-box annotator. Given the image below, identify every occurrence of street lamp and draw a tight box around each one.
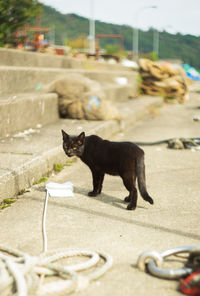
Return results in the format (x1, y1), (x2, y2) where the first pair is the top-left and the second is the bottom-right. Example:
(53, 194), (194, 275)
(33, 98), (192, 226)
(89, 0), (95, 54)
(133, 5), (157, 60)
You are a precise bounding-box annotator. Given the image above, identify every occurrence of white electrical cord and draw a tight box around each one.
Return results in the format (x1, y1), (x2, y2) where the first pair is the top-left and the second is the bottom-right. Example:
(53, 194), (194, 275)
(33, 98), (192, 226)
(0, 183), (113, 296)
(42, 190), (49, 253)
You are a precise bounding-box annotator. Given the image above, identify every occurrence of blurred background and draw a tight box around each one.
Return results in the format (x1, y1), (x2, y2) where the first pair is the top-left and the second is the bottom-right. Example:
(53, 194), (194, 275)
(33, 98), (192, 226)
(0, 0), (199, 72)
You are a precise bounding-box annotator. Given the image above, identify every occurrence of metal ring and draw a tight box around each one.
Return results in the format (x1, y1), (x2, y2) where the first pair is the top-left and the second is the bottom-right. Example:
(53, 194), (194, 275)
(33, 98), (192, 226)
(138, 246), (200, 280)
(137, 250), (163, 271)
(148, 246), (200, 279)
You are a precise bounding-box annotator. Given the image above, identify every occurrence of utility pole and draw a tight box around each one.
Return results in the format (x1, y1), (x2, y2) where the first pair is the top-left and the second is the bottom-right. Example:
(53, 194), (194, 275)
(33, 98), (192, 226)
(153, 29), (159, 57)
(89, 0), (95, 54)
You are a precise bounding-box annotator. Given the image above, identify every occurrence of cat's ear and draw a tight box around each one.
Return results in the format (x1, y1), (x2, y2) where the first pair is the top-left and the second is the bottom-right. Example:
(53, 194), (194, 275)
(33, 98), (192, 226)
(77, 132), (85, 145)
(61, 129), (69, 141)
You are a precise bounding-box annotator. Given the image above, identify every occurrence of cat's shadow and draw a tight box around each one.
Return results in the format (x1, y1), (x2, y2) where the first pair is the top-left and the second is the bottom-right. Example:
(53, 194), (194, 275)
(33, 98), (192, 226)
(74, 186), (146, 210)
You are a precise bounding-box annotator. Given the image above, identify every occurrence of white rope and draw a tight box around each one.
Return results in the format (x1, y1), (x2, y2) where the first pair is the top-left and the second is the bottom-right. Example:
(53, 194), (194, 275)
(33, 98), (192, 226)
(0, 187), (113, 296)
(42, 191), (49, 253)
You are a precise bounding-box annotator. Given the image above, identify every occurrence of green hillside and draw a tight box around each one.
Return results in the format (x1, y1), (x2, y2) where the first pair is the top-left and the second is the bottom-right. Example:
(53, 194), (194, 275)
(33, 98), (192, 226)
(40, 4), (200, 69)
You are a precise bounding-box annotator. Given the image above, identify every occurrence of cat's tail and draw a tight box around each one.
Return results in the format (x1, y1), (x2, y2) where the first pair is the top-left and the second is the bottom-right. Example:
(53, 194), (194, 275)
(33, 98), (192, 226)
(136, 154), (154, 205)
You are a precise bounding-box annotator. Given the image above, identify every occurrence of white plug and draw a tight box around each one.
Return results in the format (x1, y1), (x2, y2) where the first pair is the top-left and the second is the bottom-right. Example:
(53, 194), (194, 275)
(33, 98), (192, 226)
(46, 182), (74, 198)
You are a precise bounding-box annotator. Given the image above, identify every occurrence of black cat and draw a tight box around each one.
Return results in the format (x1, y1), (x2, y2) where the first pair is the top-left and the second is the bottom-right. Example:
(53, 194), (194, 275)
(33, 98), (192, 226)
(61, 130), (154, 210)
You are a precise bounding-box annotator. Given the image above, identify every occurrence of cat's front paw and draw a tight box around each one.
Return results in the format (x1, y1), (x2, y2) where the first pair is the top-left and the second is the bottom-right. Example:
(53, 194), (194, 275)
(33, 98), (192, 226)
(88, 191), (98, 197)
(127, 204), (136, 210)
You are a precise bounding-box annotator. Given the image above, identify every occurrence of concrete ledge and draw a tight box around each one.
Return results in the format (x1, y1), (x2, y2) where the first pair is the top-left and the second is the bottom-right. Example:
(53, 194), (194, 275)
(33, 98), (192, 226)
(0, 66), (138, 95)
(0, 93), (59, 139)
(0, 96), (163, 201)
(0, 48), (134, 71)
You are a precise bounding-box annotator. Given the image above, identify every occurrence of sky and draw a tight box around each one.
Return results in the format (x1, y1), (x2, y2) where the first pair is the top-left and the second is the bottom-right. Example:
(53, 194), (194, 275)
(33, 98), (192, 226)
(39, 0), (200, 36)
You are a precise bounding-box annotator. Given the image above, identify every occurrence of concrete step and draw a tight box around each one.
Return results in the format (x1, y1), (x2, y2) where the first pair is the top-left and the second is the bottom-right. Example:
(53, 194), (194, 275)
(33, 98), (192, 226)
(0, 71), (137, 139)
(0, 66), (138, 96)
(103, 84), (137, 101)
(0, 47), (134, 71)
(0, 84), (136, 139)
(0, 93), (59, 139)
(0, 96), (163, 201)
(0, 66), (138, 138)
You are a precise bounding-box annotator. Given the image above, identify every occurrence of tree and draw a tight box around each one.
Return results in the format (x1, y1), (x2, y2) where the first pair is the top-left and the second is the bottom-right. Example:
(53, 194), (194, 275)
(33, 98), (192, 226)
(0, 0), (41, 46)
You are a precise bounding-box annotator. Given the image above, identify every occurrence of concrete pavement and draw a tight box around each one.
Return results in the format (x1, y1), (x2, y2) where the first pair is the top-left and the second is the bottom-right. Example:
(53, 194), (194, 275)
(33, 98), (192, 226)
(0, 92), (199, 295)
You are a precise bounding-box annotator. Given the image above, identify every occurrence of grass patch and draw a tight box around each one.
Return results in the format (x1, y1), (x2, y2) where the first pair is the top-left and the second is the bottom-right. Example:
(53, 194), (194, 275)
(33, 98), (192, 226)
(54, 163), (64, 171)
(0, 198), (17, 210)
(18, 189), (26, 195)
(33, 159), (77, 185)
(65, 160), (73, 166)
(35, 176), (48, 184)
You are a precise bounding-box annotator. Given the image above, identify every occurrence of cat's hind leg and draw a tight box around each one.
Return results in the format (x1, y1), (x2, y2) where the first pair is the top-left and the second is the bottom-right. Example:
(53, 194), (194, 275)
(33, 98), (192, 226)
(122, 174), (138, 210)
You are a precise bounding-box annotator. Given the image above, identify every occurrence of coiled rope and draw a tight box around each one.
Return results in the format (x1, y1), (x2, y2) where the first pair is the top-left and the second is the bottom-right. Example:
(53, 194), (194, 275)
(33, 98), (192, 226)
(0, 189), (113, 296)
